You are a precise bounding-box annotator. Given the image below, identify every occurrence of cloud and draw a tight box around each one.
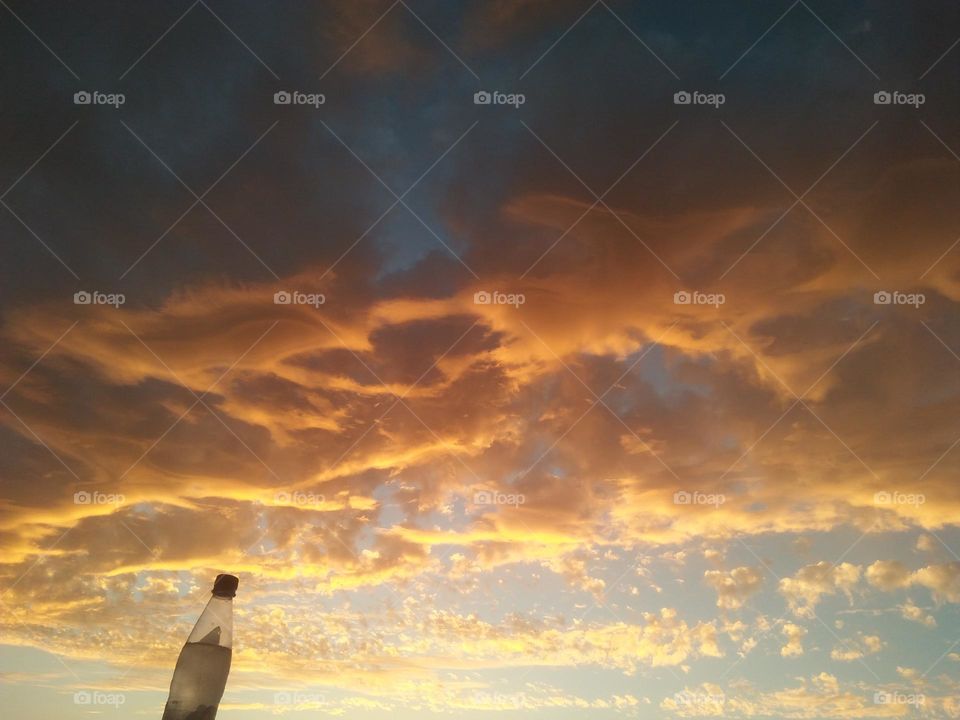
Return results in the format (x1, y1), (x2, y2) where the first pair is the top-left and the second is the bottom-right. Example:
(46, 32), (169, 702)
(865, 560), (911, 591)
(912, 563), (960, 603)
(0, 594), (723, 689)
(543, 553), (607, 600)
(780, 622), (807, 657)
(779, 562), (861, 617)
(320, 1), (431, 76)
(463, 0), (586, 51)
(704, 566), (764, 610)
(830, 634), (884, 662)
(866, 561), (960, 603)
(660, 683), (726, 717)
(896, 666), (921, 681)
(717, 672), (899, 719)
(900, 600), (936, 628)
(2, 167), (959, 711)
(2, 3), (960, 717)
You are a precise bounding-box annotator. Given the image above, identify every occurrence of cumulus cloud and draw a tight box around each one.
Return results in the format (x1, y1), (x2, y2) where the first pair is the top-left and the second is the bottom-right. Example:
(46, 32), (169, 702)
(704, 566), (764, 610)
(913, 563), (960, 603)
(830, 634), (884, 662)
(867, 561), (960, 603)
(780, 622), (807, 657)
(865, 560), (911, 591)
(779, 562), (861, 618)
(900, 600), (937, 628)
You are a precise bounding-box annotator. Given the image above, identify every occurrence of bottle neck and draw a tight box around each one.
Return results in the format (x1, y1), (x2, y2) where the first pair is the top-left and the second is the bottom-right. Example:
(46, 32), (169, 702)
(186, 594), (233, 648)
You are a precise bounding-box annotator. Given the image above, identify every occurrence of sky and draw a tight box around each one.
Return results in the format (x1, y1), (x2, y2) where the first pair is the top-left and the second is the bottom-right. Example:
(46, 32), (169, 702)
(1, 1), (960, 718)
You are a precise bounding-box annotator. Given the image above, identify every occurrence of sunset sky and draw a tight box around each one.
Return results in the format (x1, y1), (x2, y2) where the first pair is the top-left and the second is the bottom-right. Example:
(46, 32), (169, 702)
(2, 1), (960, 718)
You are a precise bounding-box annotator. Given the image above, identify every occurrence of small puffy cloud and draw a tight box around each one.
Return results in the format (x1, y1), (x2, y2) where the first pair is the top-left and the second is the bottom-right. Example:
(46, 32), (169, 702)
(916, 534), (937, 553)
(913, 563), (960, 603)
(704, 566), (764, 610)
(862, 635), (884, 654)
(900, 600), (936, 628)
(695, 622), (724, 659)
(137, 575), (182, 598)
(830, 633), (884, 661)
(780, 622), (807, 657)
(867, 561), (960, 603)
(812, 672), (840, 694)
(897, 666), (921, 681)
(661, 550), (689, 566)
(779, 562), (861, 617)
(703, 548), (725, 565)
(543, 554), (606, 600)
(865, 560), (911, 591)
(660, 683), (727, 716)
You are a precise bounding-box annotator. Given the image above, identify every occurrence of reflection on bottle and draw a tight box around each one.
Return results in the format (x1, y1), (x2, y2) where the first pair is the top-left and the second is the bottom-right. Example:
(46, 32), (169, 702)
(161, 574), (238, 720)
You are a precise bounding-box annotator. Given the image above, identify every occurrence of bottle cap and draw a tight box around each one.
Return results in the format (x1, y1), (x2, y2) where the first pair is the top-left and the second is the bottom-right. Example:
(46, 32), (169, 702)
(212, 574), (239, 597)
